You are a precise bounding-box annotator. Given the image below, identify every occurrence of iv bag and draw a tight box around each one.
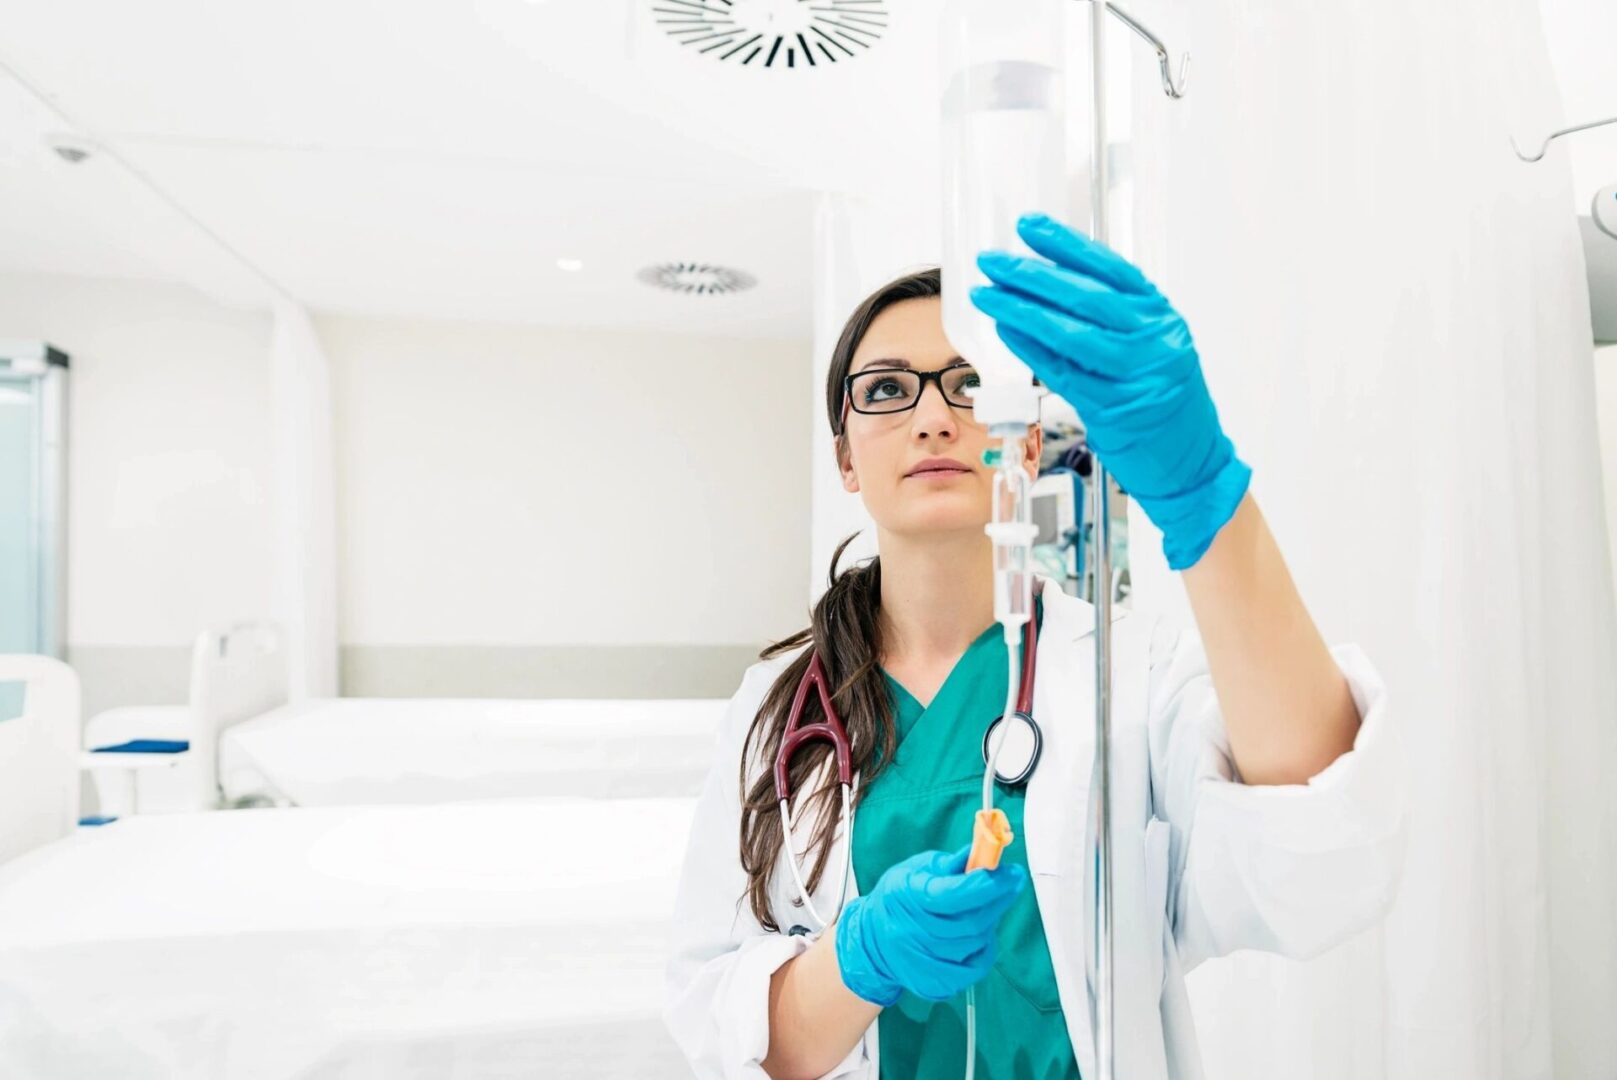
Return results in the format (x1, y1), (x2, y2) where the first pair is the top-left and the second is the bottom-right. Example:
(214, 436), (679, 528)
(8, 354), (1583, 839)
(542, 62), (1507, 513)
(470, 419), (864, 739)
(940, 0), (1069, 427)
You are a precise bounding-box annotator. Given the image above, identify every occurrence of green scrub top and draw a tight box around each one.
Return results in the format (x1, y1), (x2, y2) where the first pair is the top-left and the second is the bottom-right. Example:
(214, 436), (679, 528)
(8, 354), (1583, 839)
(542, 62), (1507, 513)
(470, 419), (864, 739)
(850, 595), (1080, 1079)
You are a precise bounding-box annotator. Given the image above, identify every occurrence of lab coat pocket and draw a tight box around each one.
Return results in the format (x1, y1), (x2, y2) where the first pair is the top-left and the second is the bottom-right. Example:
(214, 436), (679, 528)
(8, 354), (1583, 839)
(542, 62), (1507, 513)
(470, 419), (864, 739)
(1143, 817), (1173, 996)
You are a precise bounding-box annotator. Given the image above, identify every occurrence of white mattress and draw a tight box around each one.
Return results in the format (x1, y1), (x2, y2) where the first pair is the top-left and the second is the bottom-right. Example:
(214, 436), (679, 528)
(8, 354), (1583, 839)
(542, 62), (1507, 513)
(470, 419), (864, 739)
(218, 697), (728, 808)
(0, 798), (697, 1079)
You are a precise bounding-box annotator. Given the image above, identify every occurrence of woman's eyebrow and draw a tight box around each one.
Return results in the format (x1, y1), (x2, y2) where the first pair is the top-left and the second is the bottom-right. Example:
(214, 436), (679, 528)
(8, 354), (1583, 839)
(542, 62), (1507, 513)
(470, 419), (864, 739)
(853, 356), (964, 373)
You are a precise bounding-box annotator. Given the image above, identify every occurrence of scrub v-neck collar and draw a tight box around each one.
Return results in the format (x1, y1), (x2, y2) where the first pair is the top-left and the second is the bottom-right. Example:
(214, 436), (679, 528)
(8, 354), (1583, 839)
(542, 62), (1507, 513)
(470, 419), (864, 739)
(881, 620), (1004, 742)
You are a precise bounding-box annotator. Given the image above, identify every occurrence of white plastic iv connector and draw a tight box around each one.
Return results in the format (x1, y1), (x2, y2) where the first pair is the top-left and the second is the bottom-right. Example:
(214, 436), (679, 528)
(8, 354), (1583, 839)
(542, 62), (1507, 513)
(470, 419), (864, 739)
(984, 521), (1039, 547)
(971, 382), (1043, 429)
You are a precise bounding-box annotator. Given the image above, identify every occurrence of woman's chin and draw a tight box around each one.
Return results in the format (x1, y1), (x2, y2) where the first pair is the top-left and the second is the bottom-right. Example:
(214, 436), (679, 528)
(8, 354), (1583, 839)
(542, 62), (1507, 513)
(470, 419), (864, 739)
(889, 501), (990, 536)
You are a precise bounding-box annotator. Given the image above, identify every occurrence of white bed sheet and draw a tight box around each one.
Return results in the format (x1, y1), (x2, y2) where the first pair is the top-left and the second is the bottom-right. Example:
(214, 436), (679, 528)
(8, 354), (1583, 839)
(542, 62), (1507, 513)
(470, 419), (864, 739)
(0, 798), (696, 1079)
(218, 697), (727, 807)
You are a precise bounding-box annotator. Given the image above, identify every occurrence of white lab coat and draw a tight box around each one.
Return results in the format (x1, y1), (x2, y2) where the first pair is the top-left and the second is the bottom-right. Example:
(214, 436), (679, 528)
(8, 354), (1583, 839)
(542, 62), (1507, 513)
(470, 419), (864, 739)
(665, 575), (1407, 1079)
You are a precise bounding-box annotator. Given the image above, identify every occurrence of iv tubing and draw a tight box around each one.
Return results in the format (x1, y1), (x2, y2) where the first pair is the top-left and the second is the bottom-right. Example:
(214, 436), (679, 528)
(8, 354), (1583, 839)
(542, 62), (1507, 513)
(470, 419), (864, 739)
(965, 428), (1034, 1080)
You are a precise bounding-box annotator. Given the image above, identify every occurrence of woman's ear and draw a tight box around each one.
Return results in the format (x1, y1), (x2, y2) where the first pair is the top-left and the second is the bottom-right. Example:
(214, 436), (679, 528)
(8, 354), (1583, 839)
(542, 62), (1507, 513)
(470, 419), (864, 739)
(837, 435), (860, 493)
(1023, 422), (1044, 477)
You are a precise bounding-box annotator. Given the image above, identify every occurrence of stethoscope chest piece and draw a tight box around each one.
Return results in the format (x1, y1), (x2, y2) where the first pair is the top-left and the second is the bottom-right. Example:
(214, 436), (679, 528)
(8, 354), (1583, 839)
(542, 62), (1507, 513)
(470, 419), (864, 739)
(982, 710), (1041, 788)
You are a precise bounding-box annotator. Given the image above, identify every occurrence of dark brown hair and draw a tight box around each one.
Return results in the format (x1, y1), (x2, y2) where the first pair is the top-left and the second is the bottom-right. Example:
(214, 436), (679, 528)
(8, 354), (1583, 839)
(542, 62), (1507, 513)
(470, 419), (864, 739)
(737, 267), (941, 931)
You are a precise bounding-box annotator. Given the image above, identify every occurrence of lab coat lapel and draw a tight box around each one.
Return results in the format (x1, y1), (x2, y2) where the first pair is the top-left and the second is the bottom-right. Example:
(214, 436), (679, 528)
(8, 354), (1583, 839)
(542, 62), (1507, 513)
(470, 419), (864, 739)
(1025, 577), (1100, 1079)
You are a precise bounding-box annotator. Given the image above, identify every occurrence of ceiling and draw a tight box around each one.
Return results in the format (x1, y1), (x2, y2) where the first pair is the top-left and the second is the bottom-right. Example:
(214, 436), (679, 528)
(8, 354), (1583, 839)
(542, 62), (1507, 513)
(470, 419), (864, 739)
(0, 0), (947, 337)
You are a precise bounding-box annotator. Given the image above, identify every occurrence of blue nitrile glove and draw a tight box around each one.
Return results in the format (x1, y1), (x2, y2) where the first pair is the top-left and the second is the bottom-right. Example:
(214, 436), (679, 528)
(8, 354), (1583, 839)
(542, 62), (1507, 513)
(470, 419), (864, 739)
(834, 845), (1027, 1007)
(970, 213), (1252, 570)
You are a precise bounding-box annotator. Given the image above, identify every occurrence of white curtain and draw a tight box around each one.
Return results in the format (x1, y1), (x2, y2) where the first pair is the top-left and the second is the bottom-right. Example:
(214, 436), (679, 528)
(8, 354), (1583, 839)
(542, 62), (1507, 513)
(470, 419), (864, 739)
(270, 299), (339, 701)
(1123, 2), (1617, 1078)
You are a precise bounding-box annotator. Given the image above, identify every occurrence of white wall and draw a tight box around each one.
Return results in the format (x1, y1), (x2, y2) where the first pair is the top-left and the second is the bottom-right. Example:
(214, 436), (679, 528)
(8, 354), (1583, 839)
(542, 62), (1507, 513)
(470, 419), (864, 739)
(1598, 344), (1617, 592)
(0, 272), (275, 649)
(0, 270), (813, 710)
(319, 312), (812, 649)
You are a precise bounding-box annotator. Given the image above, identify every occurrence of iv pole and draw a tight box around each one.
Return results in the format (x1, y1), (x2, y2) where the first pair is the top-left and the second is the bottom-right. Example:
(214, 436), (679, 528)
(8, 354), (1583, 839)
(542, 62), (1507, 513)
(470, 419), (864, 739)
(1077, 4), (1188, 1078)
(1086, 4), (1116, 1080)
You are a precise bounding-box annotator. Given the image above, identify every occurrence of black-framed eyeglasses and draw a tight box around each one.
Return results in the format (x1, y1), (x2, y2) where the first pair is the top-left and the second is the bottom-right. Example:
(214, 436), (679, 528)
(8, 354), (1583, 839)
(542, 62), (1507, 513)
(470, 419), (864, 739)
(840, 362), (981, 430)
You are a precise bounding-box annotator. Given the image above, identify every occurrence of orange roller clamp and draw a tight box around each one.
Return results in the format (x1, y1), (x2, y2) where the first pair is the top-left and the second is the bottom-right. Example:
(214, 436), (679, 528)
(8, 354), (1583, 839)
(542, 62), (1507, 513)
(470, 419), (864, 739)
(966, 808), (1013, 872)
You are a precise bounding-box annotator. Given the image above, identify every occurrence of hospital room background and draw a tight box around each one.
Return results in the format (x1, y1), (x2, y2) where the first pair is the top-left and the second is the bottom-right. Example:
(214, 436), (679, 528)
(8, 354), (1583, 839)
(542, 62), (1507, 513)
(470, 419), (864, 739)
(1, 1), (1615, 1078)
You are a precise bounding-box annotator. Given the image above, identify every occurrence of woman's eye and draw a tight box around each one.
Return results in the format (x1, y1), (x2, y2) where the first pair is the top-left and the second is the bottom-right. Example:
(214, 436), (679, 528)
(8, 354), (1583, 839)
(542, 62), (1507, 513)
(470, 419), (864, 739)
(866, 378), (905, 402)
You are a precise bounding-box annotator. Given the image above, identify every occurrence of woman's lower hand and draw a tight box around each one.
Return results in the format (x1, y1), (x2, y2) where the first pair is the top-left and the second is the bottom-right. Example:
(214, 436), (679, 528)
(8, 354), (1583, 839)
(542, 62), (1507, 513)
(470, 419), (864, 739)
(833, 844), (1026, 1006)
(970, 213), (1252, 570)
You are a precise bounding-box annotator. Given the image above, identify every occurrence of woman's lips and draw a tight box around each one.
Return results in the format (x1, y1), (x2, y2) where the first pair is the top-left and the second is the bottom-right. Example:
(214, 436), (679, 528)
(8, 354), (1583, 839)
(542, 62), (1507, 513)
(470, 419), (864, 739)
(906, 466), (970, 478)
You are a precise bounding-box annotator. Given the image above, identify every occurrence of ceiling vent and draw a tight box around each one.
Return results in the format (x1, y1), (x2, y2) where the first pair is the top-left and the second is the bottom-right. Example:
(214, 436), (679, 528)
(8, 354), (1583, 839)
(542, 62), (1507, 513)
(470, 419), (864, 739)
(653, 0), (889, 68)
(637, 262), (758, 295)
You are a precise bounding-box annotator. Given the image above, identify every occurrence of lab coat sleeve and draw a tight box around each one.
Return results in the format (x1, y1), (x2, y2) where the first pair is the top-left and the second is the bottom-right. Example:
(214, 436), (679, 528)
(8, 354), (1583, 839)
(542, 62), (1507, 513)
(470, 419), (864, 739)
(664, 658), (873, 1080)
(1145, 618), (1408, 973)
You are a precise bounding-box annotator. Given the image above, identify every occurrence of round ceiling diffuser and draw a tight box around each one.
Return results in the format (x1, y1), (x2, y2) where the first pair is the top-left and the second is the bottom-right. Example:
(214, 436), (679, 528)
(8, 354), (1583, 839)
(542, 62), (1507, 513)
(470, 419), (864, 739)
(654, 0), (889, 68)
(637, 262), (758, 295)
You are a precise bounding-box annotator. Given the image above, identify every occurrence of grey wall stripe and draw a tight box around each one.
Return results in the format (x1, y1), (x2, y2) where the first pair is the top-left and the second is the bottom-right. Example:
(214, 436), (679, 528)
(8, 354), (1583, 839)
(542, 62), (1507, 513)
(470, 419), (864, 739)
(67, 646), (193, 725)
(339, 645), (761, 700)
(65, 644), (763, 722)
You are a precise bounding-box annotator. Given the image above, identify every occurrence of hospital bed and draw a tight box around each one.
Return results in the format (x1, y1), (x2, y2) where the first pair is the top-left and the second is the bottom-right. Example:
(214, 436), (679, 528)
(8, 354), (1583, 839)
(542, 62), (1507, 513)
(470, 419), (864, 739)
(0, 655), (78, 863)
(0, 797), (695, 1079)
(6, 653), (697, 1078)
(82, 621), (729, 811)
(216, 695), (728, 807)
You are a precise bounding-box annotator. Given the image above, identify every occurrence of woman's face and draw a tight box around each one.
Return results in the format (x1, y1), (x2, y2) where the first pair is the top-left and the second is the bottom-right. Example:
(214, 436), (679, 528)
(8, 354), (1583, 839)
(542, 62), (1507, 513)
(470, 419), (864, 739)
(837, 296), (1041, 539)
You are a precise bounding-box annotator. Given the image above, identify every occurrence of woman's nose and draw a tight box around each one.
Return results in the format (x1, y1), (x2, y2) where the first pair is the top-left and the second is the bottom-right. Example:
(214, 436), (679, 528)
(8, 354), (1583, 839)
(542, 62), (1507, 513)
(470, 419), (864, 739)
(909, 380), (959, 438)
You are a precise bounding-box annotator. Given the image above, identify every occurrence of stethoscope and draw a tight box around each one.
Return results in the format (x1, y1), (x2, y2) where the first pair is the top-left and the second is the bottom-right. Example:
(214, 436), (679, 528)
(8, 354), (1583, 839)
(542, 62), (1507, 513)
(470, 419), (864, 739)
(774, 582), (1044, 930)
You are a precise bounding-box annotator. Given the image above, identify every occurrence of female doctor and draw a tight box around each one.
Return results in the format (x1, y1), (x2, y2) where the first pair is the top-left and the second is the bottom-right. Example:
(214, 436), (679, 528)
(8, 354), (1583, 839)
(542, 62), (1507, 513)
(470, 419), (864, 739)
(665, 215), (1406, 1080)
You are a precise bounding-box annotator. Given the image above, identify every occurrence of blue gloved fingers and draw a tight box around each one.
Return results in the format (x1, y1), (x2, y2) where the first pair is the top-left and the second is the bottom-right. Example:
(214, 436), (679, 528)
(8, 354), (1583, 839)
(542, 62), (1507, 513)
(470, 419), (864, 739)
(885, 896), (1005, 962)
(964, 864), (1029, 923)
(989, 323), (1066, 387)
(969, 284), (1145, 380)
(912, 860), (1028, 916)
(936, 844), (972, 876)
(956, 938), (997, 983)
(1015, 213), (1159, 299)
(923, 919), (1003, 959)
(901, 935), (998, 999)
(976, 250), (1158, 334)
(908, 942), (999, 1001)
(911, 880), (1027, 945)
(992, 324), (1135, 419)
(838, 856), (1027, 1006)
(867, 847), (1022, 935)
(878, 847), (968, 892)
(907, 874), (1005, 924)
(948, 870), (1026, 935)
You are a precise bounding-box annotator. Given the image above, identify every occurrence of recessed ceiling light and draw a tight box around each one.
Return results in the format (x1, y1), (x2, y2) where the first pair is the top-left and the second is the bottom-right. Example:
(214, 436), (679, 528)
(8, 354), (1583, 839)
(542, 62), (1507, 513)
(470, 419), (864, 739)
(556, 258), (584, 272)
